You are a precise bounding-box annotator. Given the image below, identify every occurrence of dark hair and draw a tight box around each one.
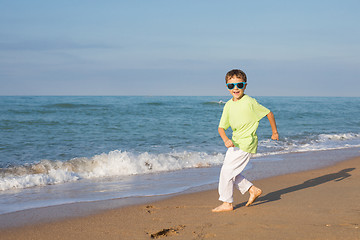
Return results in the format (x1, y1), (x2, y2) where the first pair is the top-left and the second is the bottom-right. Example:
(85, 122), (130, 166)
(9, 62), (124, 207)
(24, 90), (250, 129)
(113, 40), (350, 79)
(225, 69), (247, 83)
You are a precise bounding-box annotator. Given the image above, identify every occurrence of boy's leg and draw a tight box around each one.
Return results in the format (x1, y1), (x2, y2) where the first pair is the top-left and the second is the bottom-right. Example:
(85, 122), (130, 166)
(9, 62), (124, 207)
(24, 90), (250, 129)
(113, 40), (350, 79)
(234, 174), (253, 194)
(212, 177), (234, 212)
(218, 168), (235, 203)
(212, 163), (235, 212)
(213, 148), (252, 212)
(234, 174), (262, 206)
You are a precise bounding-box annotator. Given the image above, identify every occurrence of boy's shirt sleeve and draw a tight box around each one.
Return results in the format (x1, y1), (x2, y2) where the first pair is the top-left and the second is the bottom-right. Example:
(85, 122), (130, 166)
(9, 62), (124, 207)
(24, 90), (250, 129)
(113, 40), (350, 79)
(251, 98), (270, 121)
(218, 102), (230, 130)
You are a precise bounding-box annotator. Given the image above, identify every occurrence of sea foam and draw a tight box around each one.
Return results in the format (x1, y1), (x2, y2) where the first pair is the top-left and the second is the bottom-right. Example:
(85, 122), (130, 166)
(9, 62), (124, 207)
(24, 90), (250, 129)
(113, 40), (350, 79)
(0, 150), (224, 191)
(256, 132), (360, 157)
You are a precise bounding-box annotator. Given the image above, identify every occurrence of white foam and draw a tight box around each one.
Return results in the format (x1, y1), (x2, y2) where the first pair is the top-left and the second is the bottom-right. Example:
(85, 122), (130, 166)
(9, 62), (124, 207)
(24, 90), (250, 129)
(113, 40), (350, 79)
(0, 151), (224, 191)
(1, 132), (359, 192)
(255, 132), (360, 158)
(318, 133), (359, 141)
(205, 100), (226, 105)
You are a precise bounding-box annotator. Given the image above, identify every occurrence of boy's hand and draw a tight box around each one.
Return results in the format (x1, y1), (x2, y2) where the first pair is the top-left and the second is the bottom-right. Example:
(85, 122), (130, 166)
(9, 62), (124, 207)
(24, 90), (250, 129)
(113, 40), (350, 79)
(271, 132), (279, 141)
(224, 139), (235, 148)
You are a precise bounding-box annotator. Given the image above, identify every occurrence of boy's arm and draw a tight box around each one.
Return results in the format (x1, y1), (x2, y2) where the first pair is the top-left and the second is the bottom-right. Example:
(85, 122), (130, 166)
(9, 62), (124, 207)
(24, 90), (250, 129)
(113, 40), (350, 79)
(267, 112), (279, 140)
(218, 127), (235, 148)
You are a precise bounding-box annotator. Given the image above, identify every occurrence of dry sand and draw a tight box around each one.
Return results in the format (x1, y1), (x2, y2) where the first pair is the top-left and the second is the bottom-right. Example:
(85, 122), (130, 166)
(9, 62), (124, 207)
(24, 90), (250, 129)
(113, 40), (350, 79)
(1, 157), (359, 240)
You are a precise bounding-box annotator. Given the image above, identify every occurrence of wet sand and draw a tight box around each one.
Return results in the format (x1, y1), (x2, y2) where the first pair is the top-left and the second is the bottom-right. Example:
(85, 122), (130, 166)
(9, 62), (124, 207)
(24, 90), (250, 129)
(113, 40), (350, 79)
(1, 157), (359, 239)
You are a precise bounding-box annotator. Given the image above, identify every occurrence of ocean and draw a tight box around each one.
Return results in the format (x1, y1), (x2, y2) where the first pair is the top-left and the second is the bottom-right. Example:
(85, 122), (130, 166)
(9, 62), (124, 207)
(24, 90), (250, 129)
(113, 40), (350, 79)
(0, 96), (359, 215)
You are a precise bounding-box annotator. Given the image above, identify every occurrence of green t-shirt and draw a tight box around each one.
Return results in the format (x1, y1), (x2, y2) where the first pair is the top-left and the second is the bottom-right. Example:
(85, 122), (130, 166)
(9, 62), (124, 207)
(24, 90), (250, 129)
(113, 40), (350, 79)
(218, 95), (270, 153)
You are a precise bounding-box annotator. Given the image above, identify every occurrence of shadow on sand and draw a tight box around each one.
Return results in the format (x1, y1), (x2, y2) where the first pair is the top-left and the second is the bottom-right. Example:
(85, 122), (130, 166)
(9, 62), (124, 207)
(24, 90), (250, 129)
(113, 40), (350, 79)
(235, 167), (355, 209)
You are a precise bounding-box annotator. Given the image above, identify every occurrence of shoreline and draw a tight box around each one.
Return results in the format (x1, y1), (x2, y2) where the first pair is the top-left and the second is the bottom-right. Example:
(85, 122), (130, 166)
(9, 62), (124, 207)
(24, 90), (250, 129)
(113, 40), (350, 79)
(0, 148), (359, 230)
(1, 147), (359, 216)
(1, 155), (359, 239)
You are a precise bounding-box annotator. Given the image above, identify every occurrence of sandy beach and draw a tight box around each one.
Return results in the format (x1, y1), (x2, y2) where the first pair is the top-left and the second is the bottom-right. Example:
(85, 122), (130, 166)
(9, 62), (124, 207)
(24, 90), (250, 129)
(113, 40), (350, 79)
(1, 156), (359, 240)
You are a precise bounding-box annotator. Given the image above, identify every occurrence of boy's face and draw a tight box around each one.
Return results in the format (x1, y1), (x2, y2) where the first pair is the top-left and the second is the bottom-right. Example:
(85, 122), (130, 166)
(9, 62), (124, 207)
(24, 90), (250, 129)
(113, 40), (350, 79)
(227, 76), (247, 101)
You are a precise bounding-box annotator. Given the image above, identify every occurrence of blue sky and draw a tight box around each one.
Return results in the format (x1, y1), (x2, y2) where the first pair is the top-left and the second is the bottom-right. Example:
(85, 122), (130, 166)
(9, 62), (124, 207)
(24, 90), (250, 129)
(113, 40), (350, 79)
(1, 0), (359, 96)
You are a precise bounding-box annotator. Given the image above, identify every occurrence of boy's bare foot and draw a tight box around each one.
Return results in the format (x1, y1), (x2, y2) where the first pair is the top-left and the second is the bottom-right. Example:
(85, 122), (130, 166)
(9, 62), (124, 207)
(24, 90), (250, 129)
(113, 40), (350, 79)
(212, 202), (233, 212)
(246, 186), (262, 207)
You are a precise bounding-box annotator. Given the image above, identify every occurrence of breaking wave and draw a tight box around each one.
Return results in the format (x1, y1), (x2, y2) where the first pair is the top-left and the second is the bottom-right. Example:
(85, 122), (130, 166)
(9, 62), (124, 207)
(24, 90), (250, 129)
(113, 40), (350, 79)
(256, 132), (360, 157)
(0, 151), (224, 191)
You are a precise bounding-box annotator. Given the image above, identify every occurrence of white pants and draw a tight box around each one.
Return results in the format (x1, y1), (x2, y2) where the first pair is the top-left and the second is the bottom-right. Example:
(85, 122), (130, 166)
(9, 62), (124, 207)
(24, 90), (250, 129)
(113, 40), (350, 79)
(218, 147), (253, 203)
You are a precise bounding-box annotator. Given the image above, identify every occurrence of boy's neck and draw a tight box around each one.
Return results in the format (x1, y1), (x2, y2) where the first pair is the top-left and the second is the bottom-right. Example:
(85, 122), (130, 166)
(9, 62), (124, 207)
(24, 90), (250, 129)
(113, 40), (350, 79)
(232, 94), (245, 102)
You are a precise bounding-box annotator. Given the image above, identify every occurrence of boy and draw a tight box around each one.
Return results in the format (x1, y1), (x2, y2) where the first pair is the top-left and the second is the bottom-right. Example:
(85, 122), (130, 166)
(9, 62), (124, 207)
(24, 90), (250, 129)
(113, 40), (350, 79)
(212, 69), (279, 212)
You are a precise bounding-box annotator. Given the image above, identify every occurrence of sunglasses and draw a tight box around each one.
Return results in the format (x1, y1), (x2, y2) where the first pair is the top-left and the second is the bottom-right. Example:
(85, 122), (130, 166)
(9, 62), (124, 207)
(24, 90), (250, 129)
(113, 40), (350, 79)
(226, 82), (247, 90)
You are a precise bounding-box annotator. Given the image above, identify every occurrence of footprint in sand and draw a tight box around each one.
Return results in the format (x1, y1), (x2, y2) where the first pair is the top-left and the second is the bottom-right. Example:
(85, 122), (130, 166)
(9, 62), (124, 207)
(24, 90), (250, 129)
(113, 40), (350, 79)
(149, 225), (185, 239)
(145, 205), (156, 214)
